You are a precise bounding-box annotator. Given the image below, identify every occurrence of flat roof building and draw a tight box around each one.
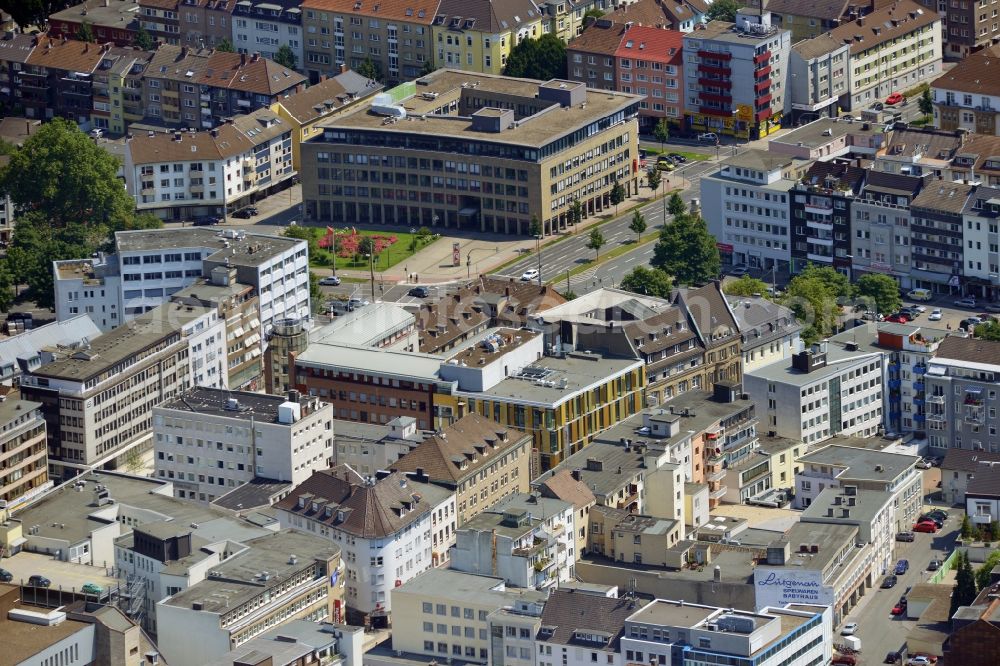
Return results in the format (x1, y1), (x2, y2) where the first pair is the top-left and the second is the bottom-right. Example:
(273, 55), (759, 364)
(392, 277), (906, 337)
(0, 388), (50, 510)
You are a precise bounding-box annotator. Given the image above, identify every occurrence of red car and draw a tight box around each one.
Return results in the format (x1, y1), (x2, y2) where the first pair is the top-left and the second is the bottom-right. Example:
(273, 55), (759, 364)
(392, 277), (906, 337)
(912, 521), (938, 533)
(886, 92), (905, 105)
(891, 603), (907, 616)
(886, 313), (910, 323)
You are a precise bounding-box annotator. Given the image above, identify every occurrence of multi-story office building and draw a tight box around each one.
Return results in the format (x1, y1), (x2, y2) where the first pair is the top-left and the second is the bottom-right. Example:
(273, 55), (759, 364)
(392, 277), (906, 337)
(728, 296), (802, 373)
(925, 336), (1000, 454)
(391, 413), (532, 525)
(155, 530), (343, 666)
(828, 0), (942, 111)
(331, 416), (426, 477)
(19, 34), (106, 126)
(850, 171), (924, 288)
(910, 180), (973, 291)
(140, 46), (306, 130)
(0, 389), (50, 509)
(745, 340), (884, 446)
(391, 569), (547, 665)
(53, 228), (310, 334)
(451, 492), (576, 588)
(274, 466), (454, 624)
(800, 485), (897, 579)
(700, 149), (802, 273)
(682, 10), (791, 140)
(138, 0), (236, 49)
(789, 161), (867, 276)
(0, 316), (102, 385)
(788, 35), (850, 124)
(300, 0), (438, 84)
(123, 109), (295, 220)
(153, 387), (333, 502)
(232, 0), (304, 65)
(19, 303), (214, 479)
(301, 68), (641, 236)
(566, 20), (685, 131)
(933, 47), (1000, 135)
(432, 0), (545, 75)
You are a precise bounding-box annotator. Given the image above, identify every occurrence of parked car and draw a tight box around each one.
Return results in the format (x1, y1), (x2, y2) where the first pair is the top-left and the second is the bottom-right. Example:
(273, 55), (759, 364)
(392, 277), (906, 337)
(80, 583), (103, 595)
(895, 559), (910, 575)
(885, 651), (902, 664)
(918, 514), (945, 528)
(907, 288), (933, 301)
(655, 157), (675, 172)
(896, 531), (915, 542)
(912, 521), (938, 533)
(955, 297), (978, 308)
(840, 622), (859, 636)
(985, 303), (1000, 313)
(27, 575), (51, 588)
(891, 602), (907, 616)
(318, 276), (341, 286)
(668, 152), (688, 163)
(348, 297), (369, 308)
(231, 206), (258, 219)
(960, 317), (983, 329)
(909, 304), (927, 313)
(882, 574), (898, 588)
(408, 286), (430, 298)
(192, 215), (222, 226)
(886, 92), (905, 105)
(521, 268), (540, 282)
(872, 102), (885, 111)
(698, 132), (719, 143)
(885, 313), (910, 323)
(900, 307), (922, 319)
(916, 458), (932, 469)
(833, 655), (858, 666)
(928, 309), (943, 321)
(907, 657), (934, 666)
(928, 559), (942, 571)
(0, 568), (11, 582)
(729, 264), (750, 277)
(925, 509), (947, 521)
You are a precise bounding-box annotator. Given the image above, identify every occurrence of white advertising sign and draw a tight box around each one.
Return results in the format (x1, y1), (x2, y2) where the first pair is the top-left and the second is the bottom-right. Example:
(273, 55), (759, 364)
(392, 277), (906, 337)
(753, 568), (834, 609)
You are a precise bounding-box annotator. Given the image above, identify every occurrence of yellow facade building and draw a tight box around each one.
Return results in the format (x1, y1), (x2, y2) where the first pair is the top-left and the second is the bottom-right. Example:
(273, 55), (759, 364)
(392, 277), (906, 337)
(431, 0), (545, 74)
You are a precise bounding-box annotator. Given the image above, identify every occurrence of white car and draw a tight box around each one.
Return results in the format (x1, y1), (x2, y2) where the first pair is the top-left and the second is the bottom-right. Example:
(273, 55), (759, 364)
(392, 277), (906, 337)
(909, 304), (927, 313)
(907, 657), (933, 666)
(928, 309), (943, 321)
(521, 268), (540, 281)
(840, 622), (858, 636)
(955, 297), (977, 308)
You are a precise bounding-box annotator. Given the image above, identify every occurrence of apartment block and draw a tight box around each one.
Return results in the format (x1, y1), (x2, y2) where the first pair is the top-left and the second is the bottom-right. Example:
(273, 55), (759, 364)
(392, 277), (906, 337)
(800, 485), (897, 578)
(432, 0), (545, 75)
(53, 228), (310, 334)
(91, 46), (155, 137)
(138, 0), (236, 49)
(925, 335), (1000, 454)
(140, 46), (306, 130)
(451, 492), (576, 589)
(830, 0), (942, 111)
(933, 47), (1000, 134)
(534, 589), (635, 666)
(533, 469), (595, 563)
(588, 505), (683, 565)
(155, 530), (344, 666)
(274, 466), (454, 624)
(301, 69), (641, 236)
(745, 340), (884, 446)
(153, 387), (333, 502)
(390, 569), (547, 665)
(300, 0), (439, 84)
(910, 180), (973, 290)
(390, 413), (532, 525)
(331, 416), (425, 477)
(48, 0), (142, 47)
(728, 296), (802, 373)
(700, 149), (802, 274)
(232, 0), (304, 65)
(849, 171), (924, 288)
(19, 34), (106, 125)
(0, 389), (50, 509)
(124, 109), (295, 220)
(765, 0), (868, 41)
(682, 11), (791, 140)
(789, 161), (867, 276)
(788, 35), (850, 124)
(0, 34), (37, 114)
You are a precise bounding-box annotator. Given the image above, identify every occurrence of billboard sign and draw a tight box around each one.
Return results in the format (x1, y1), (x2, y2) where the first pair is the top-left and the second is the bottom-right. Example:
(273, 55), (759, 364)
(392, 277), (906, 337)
(753, 568), (834, 609)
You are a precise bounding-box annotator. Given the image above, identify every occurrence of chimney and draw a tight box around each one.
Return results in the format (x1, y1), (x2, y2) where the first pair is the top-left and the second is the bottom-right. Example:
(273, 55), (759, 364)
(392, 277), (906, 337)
(251, 51), (260, 62)
(240, 52), (247, 66)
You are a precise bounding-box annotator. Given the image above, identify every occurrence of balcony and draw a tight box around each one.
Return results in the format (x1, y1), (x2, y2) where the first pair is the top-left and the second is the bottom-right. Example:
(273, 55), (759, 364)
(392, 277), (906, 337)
(926, 394), (945, 404)
(707, 467), (726, 482)
(888, 378), (901, 390)
(709, 486), (727, 500)
(927, 413), (946, 422)
(914, 413), (926, 422)
(754, 51), (771, 65)
(756, 108), (773, 122)
(698, 50), (731, 60)
(755, 78), (771, 93)
(756, 64), (772, 78)
(700, 91), (733, 103)
(913, 364), (928, 375)
(699, 76), (730, 88)
(697, 63), (730, 77)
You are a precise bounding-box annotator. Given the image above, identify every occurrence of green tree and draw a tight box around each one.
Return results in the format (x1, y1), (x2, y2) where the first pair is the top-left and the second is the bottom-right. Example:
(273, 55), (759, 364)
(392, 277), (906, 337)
(587, 228), (605, 260)
(653, 118), (670, 153)
(0, 258), (14, 312)
(420, 60), (437, 76)
(6, 0), (77, 30)
(646, 169), (661, 193)
(0, 117), (134, 230)
(918, 86), (934, 117)
(4, 212), (92, 308)
(723, 275), (770, 297)
(583, 8), (605, 24)
(76, 20), (94, 42)
(781, 265), (853, 345)
(503, 34), (567, 80)
(977, 550), (1000, 590)
(620, 266), (674, 298)
(570, 198), (584, 228)
(629, 210), (647, 244)
(274, 44), (297, 70)
(951, 551), (979, 617)
(529, 216), (543, 238)
(855, 273), (902, 314)
(357, 57), (383, 82)
(975, 320), (1000, 340)
(134, 26), (155, 51)
(308, 271), (324, 313)
(652, 212), (721, 286)
(961, 514), (974, 539)
(216, 37), (236, 53)
(707, 0), (743, 21)
(610, 178), (626, 215)
(283, 225), (319, 258)
(667, 192), (686, 217)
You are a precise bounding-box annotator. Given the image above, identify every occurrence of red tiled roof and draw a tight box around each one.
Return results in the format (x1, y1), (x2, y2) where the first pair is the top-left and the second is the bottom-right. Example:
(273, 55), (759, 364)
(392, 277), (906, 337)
(613, 25), (684, 63)
(301, 0), (441, 24)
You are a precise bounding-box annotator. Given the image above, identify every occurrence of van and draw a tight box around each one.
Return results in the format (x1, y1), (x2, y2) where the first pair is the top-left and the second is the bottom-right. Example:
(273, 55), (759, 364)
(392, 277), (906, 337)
(907, 288), (932, 301)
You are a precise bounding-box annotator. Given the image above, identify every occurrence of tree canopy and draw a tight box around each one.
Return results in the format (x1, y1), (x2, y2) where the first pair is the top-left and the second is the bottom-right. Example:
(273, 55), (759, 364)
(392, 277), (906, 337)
(503, 34), (567, 80)
(651, 211), (720, 286)
(918, 86), (934, 117)
(357, 57), (383, 82)
(723, 275), (770, 297)
(274, 44), (297, 70)
(975, 320), (1000, 341)
(781, 265), (852, 345)
(629, 210), (647, 243)
(1, 0), (74, 29)
(951, 551), (979, 617)
(215, 37), (235, 53)
(620, 266), (674, 299)
(587, 228), (606, 259)
(706, 0), (744, 22)
(855, 273), (902, 314)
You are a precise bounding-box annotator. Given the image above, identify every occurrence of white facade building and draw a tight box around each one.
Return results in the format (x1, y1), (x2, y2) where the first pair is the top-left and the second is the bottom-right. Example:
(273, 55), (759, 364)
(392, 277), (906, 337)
(701, 149), (797, 273)
(54, 227), (309, 333)
(745, 341), (884, 447)
(274, 466), (456, 623)
(232, 0), (304, 67)
(153, 387), (334, 502)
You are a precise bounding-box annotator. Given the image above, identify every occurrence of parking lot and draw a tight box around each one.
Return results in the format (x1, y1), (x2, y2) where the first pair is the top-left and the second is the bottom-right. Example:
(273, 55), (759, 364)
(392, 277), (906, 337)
(864, 291), (1000, 335)
(1, 551), (118, 595)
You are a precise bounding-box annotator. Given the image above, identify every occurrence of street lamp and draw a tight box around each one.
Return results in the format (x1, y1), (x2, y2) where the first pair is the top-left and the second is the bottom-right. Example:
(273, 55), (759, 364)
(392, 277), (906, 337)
(535, 233), (543, 287)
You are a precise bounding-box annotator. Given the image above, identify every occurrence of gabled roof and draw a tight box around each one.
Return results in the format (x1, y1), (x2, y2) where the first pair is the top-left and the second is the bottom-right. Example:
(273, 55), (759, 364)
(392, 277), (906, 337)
(300, 0), (442, 24)
(934, 335), (1000, 366)
(435, 0), (544, 34)
(931, 44), (1000, 96)
(764, 0), (851, 21)
(536, 469), (596, 509)
(273, 71), (382, 124)
(605, 0), (687, 28)
(566, 20), (628, 56)
(201, 50), (306, 95)
(674, 282), (740, 350)
(416, 291), (490, 354)
(941, 448), (1000, 473)
(614, 25), (684, 63)
(25, 33), (106, 73)
(910, 180), (974, 214)
(390, 413), (529, 484)
(0, 32), (36, 65)
(826, 0), (939, 55)
(537, 589), (639, 650)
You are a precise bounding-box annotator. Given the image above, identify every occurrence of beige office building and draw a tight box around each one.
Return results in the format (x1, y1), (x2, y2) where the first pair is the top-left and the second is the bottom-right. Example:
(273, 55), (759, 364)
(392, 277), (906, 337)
(302, 69), (641, 236)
